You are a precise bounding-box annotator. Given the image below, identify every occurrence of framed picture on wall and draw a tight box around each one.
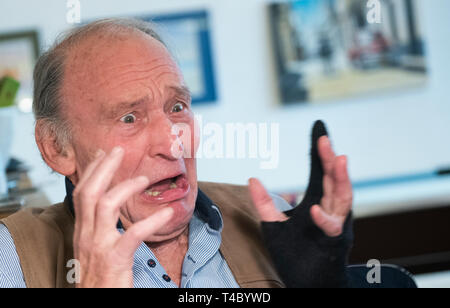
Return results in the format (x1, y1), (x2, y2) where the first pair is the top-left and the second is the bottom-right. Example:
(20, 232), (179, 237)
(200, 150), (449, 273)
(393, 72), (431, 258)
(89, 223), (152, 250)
(268, 0), (428, 105)
(142, 10), (218, 105)
(0, 30), (40, 111)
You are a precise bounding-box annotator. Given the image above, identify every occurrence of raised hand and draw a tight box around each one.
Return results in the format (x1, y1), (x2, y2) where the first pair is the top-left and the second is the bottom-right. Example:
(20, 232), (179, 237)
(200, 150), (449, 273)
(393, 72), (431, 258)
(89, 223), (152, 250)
(72, 147), (174, 288)
(249, 120), (353, 288)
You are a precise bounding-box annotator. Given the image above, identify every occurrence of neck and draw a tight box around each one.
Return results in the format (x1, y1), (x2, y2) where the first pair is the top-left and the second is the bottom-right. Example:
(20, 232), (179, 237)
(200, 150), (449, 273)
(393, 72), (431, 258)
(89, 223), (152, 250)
(146, 226), (189, 287)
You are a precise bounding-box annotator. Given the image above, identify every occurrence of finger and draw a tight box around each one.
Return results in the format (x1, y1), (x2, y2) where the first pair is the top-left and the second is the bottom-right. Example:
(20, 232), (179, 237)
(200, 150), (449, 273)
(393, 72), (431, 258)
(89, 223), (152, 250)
(73, 150), (105, 237)
(74, 149), (105, 193)
(318, 136), (336, 176)
(331, 156), (353, 216)
(82, 146), (125, 197)
(94, 176), (150, 235)
(321, 174), (334, 213)
(74, 147), (125, 236)
(77, 147), (125, 212)
(303, 123), (327, 203)
(248, 178), (288, 222)
(315, 136), (334, 213)
(116, 207), (174, 259)
(310, 205), (344, 237)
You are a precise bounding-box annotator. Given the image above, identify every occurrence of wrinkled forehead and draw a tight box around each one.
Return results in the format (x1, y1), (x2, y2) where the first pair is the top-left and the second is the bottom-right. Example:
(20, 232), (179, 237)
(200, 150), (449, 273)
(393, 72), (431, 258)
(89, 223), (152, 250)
(61, 30), (184, 111)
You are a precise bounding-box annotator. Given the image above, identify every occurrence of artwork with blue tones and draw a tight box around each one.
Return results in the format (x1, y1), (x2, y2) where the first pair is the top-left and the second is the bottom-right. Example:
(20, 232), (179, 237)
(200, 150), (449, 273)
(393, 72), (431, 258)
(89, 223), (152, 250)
(269, 0), (428, 105)
(142, 10), (217, 105)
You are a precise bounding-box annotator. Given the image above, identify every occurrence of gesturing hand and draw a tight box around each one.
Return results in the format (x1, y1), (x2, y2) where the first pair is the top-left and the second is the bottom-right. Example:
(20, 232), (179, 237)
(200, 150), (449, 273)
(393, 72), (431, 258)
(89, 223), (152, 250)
(72, 147), (174, 288)
(248, 121), (354, 288)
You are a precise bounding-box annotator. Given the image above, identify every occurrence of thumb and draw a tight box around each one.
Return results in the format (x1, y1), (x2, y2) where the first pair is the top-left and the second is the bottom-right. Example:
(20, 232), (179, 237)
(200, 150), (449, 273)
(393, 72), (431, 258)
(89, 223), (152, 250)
(116, 207), (174, 259)
(310, 205), (344, 237)
(248, 178), (288, 222)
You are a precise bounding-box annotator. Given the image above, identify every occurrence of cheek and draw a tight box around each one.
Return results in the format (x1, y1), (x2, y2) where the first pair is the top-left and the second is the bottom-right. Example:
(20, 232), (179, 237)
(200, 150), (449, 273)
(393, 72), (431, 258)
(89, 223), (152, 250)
(106, 141), (147, 186)
(116, 149), (144, 177)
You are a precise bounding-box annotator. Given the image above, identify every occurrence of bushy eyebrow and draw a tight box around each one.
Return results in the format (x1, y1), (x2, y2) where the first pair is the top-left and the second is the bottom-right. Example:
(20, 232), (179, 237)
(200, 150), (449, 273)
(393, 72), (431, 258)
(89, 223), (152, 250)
(170, 85), (191, 101)
(102, 96), (149, 119)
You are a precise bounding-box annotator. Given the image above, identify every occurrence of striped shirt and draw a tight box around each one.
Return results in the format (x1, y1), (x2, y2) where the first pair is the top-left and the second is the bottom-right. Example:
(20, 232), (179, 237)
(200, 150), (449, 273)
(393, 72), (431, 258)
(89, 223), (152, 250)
(0, 184), (291, 288)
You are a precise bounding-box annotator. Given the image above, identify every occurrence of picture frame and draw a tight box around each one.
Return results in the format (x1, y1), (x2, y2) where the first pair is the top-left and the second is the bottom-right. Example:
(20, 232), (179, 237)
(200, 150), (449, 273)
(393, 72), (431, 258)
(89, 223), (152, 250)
(141, 10), (218, 105)
(0, 30), (40, 111)
(268, 0), (428, 105)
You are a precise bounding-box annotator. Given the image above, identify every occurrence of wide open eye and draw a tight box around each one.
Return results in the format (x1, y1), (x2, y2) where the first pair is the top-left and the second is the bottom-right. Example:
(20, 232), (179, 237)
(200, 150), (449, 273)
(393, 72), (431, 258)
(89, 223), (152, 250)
(172, 102), (185, 113)
(120, 113), (136, 124)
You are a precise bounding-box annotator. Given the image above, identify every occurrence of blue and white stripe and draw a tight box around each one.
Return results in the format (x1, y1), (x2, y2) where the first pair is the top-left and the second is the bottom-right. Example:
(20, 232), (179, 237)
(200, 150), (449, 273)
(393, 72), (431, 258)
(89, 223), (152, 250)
(0, 223), (26, 288)
(129, 205), (239, 288)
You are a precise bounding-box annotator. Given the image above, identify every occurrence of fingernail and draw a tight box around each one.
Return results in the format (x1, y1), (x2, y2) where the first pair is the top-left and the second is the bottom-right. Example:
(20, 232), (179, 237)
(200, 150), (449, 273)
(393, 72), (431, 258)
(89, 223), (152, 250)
(136, 176), (149, 184)
(111, 146), (124, 156)
(95, 149), (105, 158)
(161, 207), (174, 217)
(248, 179), (255, 187)
(342, 156), (348, 165)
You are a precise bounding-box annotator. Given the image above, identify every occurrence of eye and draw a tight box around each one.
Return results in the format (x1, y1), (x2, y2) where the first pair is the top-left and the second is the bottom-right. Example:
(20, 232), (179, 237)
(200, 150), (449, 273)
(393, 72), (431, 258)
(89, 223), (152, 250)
(172, 102), (185, 113)
(120, 113), (136, 124)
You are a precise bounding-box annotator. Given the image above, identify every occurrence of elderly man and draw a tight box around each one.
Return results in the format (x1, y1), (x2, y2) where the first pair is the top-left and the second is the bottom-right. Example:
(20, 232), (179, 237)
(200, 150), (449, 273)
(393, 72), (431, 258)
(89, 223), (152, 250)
(0, 19), (354, 288)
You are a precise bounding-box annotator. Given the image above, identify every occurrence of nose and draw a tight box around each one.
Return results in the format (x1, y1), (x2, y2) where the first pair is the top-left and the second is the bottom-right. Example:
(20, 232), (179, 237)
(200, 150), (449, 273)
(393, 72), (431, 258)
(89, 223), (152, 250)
(146, 113), (184, 160)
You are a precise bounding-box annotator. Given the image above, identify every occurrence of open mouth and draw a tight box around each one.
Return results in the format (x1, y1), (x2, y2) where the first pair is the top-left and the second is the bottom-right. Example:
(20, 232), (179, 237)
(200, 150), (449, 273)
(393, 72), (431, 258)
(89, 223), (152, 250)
(141, 173), (190, 203)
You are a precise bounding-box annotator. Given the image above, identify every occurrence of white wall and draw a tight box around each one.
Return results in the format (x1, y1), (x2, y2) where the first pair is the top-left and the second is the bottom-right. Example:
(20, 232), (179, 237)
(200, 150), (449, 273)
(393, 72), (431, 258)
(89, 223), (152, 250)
(1, 0), (449, 205)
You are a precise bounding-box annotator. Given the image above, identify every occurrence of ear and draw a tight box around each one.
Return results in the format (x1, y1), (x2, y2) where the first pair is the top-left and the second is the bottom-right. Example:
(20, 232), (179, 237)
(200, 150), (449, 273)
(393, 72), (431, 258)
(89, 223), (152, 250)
(35, 121), (76, 177)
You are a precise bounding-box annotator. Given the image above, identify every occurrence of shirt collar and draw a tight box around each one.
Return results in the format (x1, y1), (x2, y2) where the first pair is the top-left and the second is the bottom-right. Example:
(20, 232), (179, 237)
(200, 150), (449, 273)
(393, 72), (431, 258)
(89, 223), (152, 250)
(64, 177), (223, 231)
(194, 189), (223, 231)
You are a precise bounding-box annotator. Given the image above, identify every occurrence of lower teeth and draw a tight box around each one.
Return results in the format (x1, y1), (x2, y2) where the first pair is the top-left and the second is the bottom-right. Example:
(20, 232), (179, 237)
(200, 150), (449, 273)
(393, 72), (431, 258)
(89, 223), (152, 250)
(146, 181), (178, 197)
(147, 191), (160, 197)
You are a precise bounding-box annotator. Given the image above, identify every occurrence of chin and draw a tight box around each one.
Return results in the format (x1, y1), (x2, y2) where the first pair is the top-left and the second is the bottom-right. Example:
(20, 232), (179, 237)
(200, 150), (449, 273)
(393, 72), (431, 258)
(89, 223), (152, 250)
(126, 190), (197, 243)
(159, 199), (195, 235)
